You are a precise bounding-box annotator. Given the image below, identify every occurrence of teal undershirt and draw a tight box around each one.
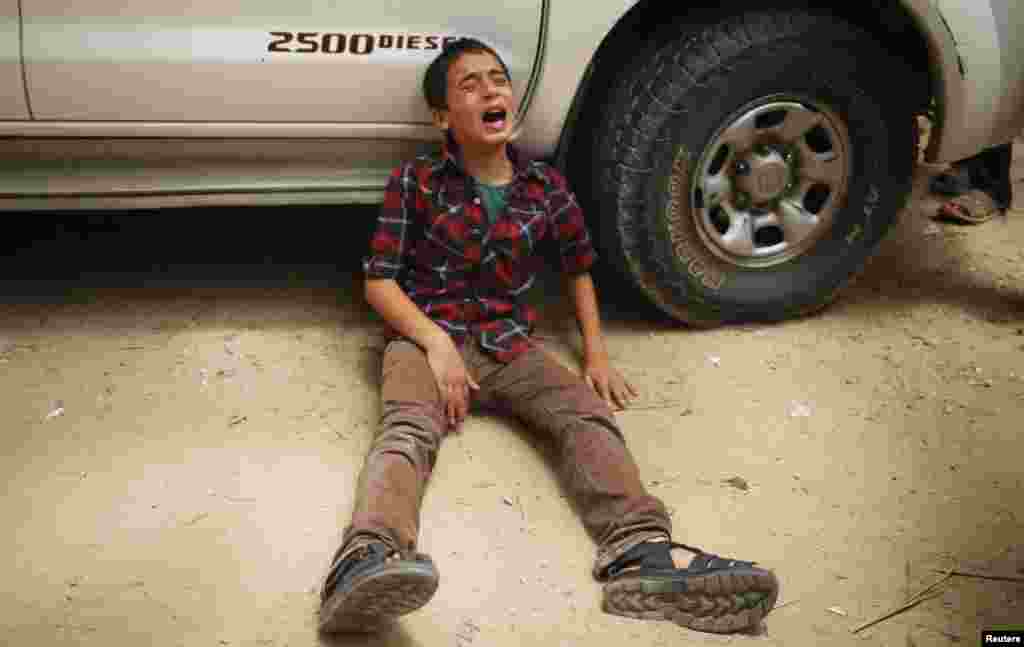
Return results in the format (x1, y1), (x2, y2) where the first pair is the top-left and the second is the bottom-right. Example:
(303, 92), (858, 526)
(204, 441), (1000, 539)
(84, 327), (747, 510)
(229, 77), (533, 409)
(474, 179), (509, 226)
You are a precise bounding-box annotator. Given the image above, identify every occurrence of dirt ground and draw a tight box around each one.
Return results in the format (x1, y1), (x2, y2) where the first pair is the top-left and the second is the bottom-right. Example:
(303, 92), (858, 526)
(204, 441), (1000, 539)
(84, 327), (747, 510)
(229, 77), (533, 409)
(1, 149), (1022, 647)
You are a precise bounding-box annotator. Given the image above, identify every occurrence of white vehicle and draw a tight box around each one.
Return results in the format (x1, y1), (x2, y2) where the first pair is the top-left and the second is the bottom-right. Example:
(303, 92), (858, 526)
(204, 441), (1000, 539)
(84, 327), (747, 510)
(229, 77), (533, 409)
(2, 1), (1021, 324)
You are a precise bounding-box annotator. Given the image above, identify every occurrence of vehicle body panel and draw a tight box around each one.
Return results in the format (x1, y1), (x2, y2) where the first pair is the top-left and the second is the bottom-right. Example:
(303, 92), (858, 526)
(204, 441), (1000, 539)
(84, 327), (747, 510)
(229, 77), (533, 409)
(22, 0), (542, 124)
(0, 0), (1021, 212)
(919, 0), (1024, 161)
(0, 0), (29, 119)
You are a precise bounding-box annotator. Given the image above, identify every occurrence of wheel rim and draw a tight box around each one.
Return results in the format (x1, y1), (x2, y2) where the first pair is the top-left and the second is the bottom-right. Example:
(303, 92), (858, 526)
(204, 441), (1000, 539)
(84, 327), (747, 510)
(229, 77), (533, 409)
(687, 96), (851, 268)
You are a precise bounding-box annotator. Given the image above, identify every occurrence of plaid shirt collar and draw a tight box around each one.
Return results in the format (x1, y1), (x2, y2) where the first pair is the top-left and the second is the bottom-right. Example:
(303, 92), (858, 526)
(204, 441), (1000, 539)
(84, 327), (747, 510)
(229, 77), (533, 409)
(431, 131), (549, 186)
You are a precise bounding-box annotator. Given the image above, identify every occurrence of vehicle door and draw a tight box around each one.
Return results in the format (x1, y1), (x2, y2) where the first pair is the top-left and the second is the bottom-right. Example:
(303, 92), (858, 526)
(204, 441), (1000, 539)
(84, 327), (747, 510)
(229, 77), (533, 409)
(0, 0), (29, 119)
(20, 0), (543, 124)
(988, 0), (1024, 140)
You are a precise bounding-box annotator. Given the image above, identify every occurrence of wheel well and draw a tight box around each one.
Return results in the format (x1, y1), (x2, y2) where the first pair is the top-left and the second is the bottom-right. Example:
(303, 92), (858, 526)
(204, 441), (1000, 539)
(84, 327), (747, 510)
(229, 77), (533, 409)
(557, 0), (933, 185)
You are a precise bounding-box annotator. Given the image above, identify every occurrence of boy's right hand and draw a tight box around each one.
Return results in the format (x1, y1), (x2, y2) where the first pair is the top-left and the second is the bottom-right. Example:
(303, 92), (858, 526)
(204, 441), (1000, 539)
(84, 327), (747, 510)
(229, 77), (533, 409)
(425, 336), (480, 432)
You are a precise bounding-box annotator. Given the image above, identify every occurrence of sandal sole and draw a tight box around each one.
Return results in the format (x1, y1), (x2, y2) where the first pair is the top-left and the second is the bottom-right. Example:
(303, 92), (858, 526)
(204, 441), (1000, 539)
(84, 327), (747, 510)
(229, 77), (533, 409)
(318, 561), (439, 633)
(602, 567), (779, 634)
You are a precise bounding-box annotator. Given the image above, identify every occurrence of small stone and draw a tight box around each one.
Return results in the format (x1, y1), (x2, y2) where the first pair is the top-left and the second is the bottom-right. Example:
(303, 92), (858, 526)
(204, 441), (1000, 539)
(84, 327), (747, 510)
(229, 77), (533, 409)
(722, 476), (750, 492)
(502, 496), (514, 506)
(707, 355), (722, 368)
(789, 401), (813, 418)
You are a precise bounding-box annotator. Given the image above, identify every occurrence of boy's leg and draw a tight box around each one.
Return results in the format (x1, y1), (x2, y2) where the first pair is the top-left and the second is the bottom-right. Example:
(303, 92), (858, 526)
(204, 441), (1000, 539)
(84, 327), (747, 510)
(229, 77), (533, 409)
(472, 340), (778, 633)
(342, 338), (447, 554)
(464, 341), (671, 570)
(320, 339), (447, 632)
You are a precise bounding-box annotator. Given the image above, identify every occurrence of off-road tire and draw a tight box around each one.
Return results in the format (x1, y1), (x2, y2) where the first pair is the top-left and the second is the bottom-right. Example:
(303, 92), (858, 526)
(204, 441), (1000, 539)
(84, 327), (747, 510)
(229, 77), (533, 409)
(588, 9), (916, 325)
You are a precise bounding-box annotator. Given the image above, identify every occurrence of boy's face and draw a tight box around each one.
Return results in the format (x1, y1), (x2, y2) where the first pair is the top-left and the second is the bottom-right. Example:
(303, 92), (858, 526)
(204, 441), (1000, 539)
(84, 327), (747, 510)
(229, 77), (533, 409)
(434, 50), (516, 149)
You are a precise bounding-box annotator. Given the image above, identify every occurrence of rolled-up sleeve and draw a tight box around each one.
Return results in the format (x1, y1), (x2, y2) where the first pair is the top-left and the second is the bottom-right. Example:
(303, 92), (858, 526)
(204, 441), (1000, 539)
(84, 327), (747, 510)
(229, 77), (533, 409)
(363, 163), (417, 280)
(546, 168), (598, 275)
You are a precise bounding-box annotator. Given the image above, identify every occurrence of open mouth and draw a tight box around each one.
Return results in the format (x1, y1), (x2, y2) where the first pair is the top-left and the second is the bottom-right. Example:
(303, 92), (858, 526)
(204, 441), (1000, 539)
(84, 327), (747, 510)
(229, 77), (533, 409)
(482, 109), (508, 131)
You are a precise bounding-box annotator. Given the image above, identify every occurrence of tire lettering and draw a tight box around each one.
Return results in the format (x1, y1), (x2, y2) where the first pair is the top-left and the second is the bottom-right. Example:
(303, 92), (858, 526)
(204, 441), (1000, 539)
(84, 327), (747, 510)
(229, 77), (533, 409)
(846, 223), (863, 244)
(666, 149), (726, 290)
(425, 35), (439, 50)
(407, 35), (421, 50)
(863, 184), (880, 218)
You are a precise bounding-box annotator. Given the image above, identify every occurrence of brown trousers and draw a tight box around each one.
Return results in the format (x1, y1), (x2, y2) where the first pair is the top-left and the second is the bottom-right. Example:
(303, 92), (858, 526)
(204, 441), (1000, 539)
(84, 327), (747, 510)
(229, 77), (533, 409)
(342, 337), (672, 578)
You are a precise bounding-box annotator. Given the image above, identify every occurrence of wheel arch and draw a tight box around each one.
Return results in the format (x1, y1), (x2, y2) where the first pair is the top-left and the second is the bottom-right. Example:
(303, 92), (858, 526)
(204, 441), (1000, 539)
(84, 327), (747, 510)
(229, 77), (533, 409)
(555, 0), (960, 182)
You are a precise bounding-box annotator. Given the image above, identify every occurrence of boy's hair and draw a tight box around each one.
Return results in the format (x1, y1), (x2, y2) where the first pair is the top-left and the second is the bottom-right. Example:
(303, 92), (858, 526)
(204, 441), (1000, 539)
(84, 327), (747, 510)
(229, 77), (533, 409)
(422, 38), (511, 111)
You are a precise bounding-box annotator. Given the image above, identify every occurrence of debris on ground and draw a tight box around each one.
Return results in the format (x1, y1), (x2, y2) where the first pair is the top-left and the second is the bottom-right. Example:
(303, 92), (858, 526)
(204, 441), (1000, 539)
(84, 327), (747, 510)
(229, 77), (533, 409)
(456, 619), (480, 647)
(706, 355), (722, 368)
(931, 568), (1024, 583)
(46, 401), (65, 420)
(788, 401), (813, 418)
(722, 476), (750, 492)
(502, 496), (514, 506)
(851, 568), (953, 634)
(827, 606), (848, 616)
(228, 415), (247, 427)
(183, 512), (209, 527)
(621, 400), (687, 411)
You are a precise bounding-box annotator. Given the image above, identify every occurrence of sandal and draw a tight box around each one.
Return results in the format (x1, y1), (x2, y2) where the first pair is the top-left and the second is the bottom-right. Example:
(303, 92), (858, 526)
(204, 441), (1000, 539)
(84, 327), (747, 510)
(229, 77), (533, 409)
(318, 541), (439, 633)
(935, 190), (1002, 225)
(599, 540), (779, 634)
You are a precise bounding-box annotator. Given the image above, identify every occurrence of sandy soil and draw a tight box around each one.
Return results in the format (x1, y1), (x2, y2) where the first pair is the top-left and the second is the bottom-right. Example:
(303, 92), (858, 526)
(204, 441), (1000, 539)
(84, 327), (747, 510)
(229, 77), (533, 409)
(1, 152), (1022, 646)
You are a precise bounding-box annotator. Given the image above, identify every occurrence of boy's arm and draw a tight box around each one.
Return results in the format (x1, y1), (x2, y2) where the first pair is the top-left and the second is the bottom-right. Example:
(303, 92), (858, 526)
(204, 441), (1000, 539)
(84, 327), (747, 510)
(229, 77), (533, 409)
(362, 163), (448, 351)
(364, 279), (448, 352)
(362, 163), (478, 430)
(566, 272), (608, 364)
(546, 167), (638, 409)
(566, 272), (638, 410)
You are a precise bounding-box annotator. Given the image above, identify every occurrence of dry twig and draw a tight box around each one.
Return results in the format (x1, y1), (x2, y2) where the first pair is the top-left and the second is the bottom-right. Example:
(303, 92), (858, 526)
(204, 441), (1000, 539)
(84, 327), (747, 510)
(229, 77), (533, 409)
(931, 568), (1024, 583)
(850, 568), (953, 634)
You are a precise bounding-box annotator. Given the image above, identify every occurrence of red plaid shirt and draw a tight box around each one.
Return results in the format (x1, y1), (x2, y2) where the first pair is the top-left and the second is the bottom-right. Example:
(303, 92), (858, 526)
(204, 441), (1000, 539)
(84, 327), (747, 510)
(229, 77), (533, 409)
(363, 135), (598, 363)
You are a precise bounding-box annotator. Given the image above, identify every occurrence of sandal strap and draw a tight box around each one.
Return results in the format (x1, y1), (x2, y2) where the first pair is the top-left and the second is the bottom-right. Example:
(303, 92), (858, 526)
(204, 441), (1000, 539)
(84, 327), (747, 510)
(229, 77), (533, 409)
(600, 540), (758, 580)
(600, 541), (673, 580)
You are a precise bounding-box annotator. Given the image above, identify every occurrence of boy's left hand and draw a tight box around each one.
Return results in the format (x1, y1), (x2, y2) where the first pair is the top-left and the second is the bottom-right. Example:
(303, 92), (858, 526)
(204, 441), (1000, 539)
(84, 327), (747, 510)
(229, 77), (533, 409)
(583, 356), (639, 411)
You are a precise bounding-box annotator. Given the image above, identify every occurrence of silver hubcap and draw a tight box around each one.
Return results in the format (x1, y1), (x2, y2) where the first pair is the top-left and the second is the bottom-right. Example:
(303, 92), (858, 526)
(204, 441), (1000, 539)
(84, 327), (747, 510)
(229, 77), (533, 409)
(689, 97), (850, 268)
